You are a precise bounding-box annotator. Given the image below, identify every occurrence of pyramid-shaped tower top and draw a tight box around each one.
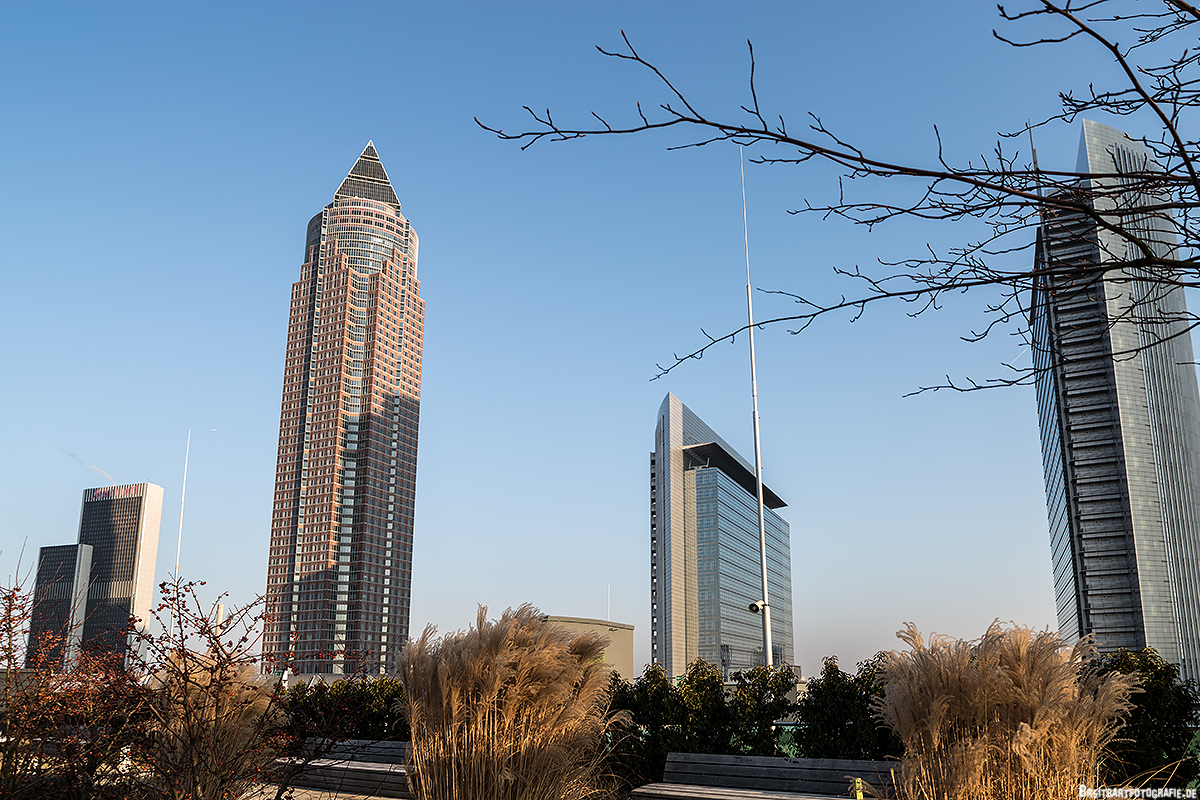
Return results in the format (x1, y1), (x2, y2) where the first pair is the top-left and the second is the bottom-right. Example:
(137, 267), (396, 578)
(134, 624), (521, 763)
(335, 141), (400, 209)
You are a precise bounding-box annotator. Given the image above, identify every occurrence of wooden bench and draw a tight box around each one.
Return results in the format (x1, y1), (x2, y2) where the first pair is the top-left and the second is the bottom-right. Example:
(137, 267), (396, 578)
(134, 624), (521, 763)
(631, 752), (897, 799)
(282, 739), (411, 798)
(307, 739), (407, 764)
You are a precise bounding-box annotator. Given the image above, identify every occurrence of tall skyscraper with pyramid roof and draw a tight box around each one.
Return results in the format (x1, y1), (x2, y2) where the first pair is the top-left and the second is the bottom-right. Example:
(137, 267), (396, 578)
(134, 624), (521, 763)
(263, 142), (423, 676)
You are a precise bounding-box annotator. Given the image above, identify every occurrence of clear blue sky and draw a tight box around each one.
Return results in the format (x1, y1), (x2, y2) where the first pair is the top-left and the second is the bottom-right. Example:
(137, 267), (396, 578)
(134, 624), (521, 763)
(0, 2), (1153, 674)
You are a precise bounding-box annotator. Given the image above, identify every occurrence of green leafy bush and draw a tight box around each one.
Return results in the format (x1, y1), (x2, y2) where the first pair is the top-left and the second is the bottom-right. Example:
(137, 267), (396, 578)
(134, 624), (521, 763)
(606, 659), (801, 787)
(606, 664), (684, 787)
(1088, 648), (1200, 788)
(280, 674), (408, 743)
(792, 655), (901, 760)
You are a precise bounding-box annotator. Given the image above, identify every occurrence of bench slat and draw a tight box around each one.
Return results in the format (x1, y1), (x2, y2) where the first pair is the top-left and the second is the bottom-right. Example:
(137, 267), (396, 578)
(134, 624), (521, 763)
(647, 752), (897, 798)
(632, 783), (850, 800)
(664, 774), (863, 794)
(281, 744), (412, 799)
(668, 752), (895, 775)
(291, 763), (411, 799)
(301, 739), (408, 764)
(664, 763), (889, 780)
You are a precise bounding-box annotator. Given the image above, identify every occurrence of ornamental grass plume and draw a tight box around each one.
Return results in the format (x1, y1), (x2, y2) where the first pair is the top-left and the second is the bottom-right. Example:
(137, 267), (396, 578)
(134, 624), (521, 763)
(397, 604), (627, 800)
(874, 621), (1138, 800)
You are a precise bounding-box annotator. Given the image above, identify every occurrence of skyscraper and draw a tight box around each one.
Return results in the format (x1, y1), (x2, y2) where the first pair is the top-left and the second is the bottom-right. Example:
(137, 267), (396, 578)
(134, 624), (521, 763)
(263, 142), (422, 677)
(26, 544), (91, 667)
(27, 483), (163, 666)
(650, 393), (793, 678)
(1032, 119), (1200, 681)
(77, 483), (163, 655)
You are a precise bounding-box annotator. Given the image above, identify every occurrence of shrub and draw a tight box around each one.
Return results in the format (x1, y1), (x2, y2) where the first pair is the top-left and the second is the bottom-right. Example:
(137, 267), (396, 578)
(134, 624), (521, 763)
(142, 653), (283, 800)
(792, 655), (901, 760)
(728, 662), (802, 756)
(281, 674), (408, 743)
(31, 648), (149, 800)
(398, 604), (624, 800)
(606, 664), (685, 787)
(0, 575), (151, 800)
(606, 659), (801, 785)
(1088, 648), (1200, 787)
(677, 659), (733, 753)
(874, 621), (1137, 800)
(1, 576), (297, 800)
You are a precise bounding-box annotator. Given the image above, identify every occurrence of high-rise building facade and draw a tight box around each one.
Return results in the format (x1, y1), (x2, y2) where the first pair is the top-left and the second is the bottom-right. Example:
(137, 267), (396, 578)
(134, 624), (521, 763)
(1032, 119), (1200, 681)
(77, 483), (164, 653)
(26, 544), (91, 667)
(650, 393), (793, 678)
(27, 482), (163, 666)
(264, 142), (422, 676)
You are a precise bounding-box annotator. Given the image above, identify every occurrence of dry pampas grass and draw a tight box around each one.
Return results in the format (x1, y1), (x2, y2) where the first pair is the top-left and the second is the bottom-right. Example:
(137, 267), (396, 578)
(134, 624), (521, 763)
(874, 621), (1138, 800)
(398, 604), (627, 800)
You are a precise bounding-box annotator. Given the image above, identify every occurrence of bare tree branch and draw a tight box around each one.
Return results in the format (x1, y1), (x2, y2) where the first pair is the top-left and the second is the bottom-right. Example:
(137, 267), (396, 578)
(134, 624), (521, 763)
(481, 0), (1200, 392)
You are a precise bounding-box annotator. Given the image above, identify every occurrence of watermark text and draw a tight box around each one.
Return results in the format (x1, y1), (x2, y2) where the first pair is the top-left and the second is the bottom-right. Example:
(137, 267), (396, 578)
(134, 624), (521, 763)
(1080, 787), (1197, 799)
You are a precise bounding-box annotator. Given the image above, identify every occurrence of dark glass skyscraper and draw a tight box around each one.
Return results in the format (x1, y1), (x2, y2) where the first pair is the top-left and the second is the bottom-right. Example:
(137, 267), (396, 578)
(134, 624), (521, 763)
(26, 544), (91, 667)
(1032, 119), (1200, 681)
(27, 483), (163, 666)
(650, 393), (793, 678)
(264, 143), (422, 676)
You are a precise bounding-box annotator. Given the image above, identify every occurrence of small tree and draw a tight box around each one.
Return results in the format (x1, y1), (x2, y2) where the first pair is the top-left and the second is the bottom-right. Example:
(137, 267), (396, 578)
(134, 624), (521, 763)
(728, 663), (801, 757)
(793, 655), (901, 761)
(133, 580), (287, 800)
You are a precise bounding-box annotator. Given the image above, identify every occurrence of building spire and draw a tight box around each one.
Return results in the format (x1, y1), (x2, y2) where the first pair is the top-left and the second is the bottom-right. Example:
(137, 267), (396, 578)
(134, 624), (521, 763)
(335, 141), (400, 209)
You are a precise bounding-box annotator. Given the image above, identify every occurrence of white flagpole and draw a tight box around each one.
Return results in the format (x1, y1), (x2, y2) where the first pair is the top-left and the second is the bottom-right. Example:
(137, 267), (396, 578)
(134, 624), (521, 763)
(168, 430), (191, 638)
(741, 146), (774, 668)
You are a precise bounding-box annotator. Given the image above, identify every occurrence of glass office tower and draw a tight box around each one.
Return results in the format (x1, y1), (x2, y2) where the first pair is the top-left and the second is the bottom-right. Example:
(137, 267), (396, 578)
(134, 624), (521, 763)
(27, 483), (163, 666)
(650, 392), (793, 678)
(263, 142), (423, 676)
(77, 483), (163, 655)
(1032, 119), (1200, 681)
(26, 544), (92, 667)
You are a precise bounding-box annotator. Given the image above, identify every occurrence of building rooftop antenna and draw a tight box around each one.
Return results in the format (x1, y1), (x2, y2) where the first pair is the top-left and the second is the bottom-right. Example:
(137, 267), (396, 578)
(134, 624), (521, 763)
(740, 145), (774, 668)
